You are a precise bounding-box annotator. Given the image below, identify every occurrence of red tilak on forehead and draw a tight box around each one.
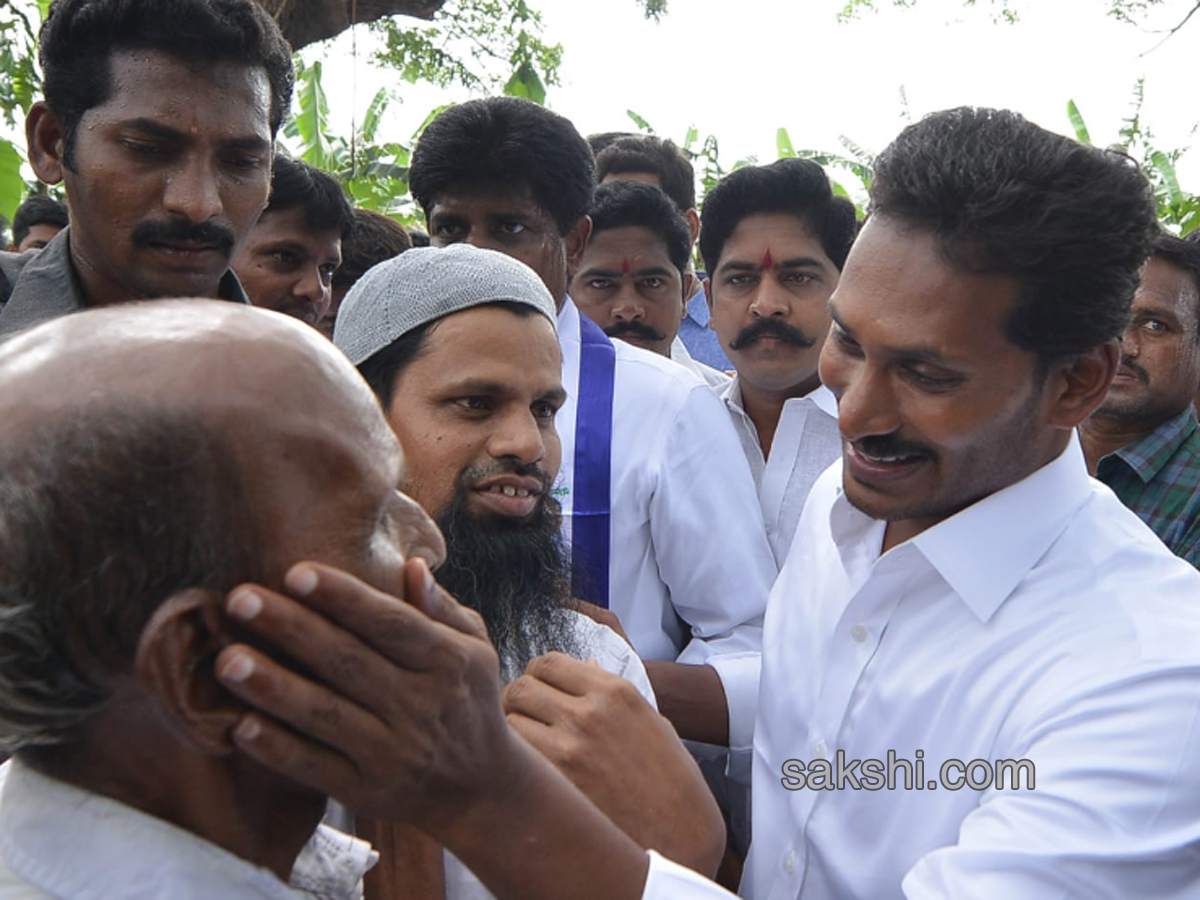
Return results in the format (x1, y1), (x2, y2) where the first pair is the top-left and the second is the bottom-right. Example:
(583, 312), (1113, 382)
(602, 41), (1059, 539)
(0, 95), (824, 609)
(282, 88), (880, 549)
(621, 258), (631, 275)
(762, 249), (773, 270)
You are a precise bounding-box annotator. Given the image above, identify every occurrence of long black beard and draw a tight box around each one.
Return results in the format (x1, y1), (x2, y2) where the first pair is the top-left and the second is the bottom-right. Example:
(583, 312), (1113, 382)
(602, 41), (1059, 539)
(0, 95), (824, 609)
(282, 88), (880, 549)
(433, 492), (581, 680)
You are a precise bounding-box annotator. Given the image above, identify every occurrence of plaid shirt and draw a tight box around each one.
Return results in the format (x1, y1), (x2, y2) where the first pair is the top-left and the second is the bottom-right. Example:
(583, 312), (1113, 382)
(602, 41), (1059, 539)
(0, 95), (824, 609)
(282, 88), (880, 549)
(1096, 406), (1200, 568)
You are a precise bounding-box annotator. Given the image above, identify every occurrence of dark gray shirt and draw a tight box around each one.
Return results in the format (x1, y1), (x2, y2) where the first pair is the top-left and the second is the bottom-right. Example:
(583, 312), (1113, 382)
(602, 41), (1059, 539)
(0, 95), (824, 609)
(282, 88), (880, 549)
(0, 227), (248, 338)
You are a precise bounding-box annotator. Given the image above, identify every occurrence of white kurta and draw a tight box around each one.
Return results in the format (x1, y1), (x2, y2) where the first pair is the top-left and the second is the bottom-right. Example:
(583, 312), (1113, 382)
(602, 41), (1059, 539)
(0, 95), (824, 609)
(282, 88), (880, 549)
(745, 436), (1200, 900)
(555, 299), (776, 713)
(718, 376), (842, 567)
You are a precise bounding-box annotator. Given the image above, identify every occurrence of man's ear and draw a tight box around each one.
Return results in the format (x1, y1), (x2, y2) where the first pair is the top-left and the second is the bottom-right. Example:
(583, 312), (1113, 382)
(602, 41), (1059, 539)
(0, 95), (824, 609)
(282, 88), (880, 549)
(1044, 339), (1120, 429)
(703, 277), (716, 330)
(685, 208), (700, 247)
(25, 102), (67, 186)
(565, 215), (593, 277)
(134, 588), (242, 756)
(681, 271), (695, 320)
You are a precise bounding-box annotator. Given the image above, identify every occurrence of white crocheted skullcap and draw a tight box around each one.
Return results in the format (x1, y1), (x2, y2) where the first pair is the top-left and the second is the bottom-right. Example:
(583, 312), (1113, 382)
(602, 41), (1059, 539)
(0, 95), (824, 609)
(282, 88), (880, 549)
(333, 243), (557, 365)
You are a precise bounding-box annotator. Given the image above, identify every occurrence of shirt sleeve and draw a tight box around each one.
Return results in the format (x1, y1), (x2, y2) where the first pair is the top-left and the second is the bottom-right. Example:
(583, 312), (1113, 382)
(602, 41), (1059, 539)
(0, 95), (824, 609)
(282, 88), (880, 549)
(655, 383), (776, 664)
(641, 851), (738, 899)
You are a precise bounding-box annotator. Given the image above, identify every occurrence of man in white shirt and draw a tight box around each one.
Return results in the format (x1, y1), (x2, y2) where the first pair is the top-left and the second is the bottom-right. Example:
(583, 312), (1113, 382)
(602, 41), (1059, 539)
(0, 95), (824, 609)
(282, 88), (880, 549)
(700, 159), (858, 566)
(407, 97), (776, 750)
(745, 107), (1200, 899)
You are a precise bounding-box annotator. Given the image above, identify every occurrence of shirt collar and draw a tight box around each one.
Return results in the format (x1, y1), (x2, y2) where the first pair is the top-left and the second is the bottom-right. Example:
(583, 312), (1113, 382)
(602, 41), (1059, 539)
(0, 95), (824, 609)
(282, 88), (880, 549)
(0, 759), (373, 900)
(828, 433), (1093, 623)
(719, 374), (837, 419)
(557, 294), (581, 344)
(1108, 405), (1199, 484)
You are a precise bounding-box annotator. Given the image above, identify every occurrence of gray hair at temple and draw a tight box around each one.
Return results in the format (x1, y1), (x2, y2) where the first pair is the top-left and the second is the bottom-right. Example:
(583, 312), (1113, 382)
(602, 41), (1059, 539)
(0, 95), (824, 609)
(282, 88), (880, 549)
(0, 406), (255, 756)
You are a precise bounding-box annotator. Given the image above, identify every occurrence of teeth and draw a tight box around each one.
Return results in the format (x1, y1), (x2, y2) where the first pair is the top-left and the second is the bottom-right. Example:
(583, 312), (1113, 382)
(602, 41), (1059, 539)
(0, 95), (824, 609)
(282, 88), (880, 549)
(489, 485), (531, 497)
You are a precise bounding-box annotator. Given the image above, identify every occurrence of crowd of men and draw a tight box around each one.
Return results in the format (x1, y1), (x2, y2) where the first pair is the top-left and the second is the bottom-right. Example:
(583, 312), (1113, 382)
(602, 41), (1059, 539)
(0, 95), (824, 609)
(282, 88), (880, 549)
(0, 1), (1198, 899)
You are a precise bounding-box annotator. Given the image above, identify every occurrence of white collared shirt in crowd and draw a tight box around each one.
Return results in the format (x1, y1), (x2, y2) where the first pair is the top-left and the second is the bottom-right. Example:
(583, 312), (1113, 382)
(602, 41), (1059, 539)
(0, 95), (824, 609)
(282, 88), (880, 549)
(718, 375), (842, 567)
(555, 299), (776, 712)
(669, 335), (731, 390)
(744, 435), (1200, 900)
(0, 759), (375, 899)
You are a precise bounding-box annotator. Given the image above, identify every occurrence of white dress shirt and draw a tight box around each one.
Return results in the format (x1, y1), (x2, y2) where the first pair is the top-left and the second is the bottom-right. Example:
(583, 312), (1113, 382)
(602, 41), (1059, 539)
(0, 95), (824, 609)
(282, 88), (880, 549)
(0, 759), (374, 899)
(556, 299), (776, 714)
(641, 851), (738, 899)
(670, 335), (731, 390)
(744, 436), (1200, 900)
(445, 611), (657, 900)
(718, 376), (842, 566)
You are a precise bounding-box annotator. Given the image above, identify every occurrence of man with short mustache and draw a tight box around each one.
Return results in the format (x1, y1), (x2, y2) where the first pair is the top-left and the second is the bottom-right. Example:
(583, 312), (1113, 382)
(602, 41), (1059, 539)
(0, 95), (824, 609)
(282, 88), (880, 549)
(1080, 230), (1200, 566)
(572, 181), (693, 361)
(702, 159), (858, 566)
(0, 0), (293, 336)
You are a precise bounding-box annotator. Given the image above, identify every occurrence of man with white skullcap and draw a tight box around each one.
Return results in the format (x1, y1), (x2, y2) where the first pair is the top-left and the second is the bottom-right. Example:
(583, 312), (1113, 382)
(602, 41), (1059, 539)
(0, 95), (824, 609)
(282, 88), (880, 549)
(334, 244), (723, 897)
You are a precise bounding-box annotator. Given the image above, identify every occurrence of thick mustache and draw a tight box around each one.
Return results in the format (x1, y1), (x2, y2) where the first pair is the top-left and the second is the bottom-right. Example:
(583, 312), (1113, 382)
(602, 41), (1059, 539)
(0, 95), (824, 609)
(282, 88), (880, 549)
(730, 318), (815, 351)
(131, 218), (236, 254)
(853, 435), (937, 461)
(606, 321), (666, 342)
(1118, 357), (1150, 385)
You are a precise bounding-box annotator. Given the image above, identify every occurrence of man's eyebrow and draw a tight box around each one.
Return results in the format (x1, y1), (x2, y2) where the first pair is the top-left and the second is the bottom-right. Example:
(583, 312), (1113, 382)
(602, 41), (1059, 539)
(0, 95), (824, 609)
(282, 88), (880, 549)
(829, 305), (965, 366)
(541, 386), (568, 406)
(119, 118), (269, 152)
(716, 256), (827, 274)
(579, 264), (675, 277)
(1133, 303), (1182, 322)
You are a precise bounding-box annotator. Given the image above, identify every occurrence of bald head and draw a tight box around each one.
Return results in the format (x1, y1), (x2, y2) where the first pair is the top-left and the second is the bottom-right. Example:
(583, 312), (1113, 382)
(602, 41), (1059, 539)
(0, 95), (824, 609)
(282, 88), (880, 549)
(0, 301), (441, 757)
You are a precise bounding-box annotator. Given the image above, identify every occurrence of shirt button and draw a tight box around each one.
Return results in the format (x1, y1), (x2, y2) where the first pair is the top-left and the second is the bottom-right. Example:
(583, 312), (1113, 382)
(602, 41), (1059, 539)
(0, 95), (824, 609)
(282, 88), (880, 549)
(812, 740), (827, 759)
(850, 624), (868, 643)
(783, 852), (796, 875)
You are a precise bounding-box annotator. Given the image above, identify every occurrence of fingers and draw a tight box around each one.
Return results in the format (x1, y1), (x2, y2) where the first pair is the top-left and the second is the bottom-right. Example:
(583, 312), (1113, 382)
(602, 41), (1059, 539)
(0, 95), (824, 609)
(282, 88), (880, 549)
(519, 651), (619, 696)
(216, 642), (389, 756)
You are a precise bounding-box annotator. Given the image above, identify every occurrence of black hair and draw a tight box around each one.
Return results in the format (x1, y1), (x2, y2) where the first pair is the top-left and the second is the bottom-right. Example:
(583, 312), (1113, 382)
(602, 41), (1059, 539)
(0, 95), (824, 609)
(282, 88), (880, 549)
(332, 209), (412, 291)
(868, 107), (1158, 364)
(409, 97), (595, 236)
(595, 135), (696, 212)
(0, 405), (256, 756)
(587, 131), (635, 157)
(587, 181), (692, 276)
(1148, 229), (1200, 342)
(11, 195), (69, 247)
(39, 0), (294, 167)
(265, 154), (354, 238)
(357, 301), (543, 410)
(700, 158), (858, 274)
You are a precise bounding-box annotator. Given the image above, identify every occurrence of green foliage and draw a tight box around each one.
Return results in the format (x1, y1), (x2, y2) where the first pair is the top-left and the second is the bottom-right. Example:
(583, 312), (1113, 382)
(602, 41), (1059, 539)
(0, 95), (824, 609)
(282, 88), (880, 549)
(839, 0), (1020, 25)
(372, 0), (563, 98)
(284, 59), (424, 228)
(1068, 87), (1200, 234)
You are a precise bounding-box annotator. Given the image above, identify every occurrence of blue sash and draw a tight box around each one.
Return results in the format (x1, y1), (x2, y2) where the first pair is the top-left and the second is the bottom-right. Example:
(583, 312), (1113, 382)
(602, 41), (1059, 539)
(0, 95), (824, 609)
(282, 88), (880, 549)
(571, 313), (616, 607)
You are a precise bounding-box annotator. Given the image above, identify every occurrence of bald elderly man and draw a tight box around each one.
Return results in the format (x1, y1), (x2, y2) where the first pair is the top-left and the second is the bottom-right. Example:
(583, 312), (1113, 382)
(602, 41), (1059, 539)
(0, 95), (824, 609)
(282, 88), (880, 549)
(0, 300), (734, 900)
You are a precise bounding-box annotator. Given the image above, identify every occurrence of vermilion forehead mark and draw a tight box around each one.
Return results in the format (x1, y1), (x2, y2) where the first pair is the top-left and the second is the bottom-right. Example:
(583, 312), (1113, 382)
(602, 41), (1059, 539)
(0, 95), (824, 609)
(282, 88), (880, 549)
(621, 258), (631, 276)
(762, 249), (773, 270)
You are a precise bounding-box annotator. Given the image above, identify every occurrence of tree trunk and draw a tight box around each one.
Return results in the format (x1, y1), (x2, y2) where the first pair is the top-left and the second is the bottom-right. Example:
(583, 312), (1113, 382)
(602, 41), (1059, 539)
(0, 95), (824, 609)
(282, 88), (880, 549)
(258, 0), (450, 50)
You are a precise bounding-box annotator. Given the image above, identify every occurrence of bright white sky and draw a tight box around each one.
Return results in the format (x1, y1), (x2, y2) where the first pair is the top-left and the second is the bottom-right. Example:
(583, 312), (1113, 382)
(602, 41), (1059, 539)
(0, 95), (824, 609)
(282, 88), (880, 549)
(308, 0), (1200, 201)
